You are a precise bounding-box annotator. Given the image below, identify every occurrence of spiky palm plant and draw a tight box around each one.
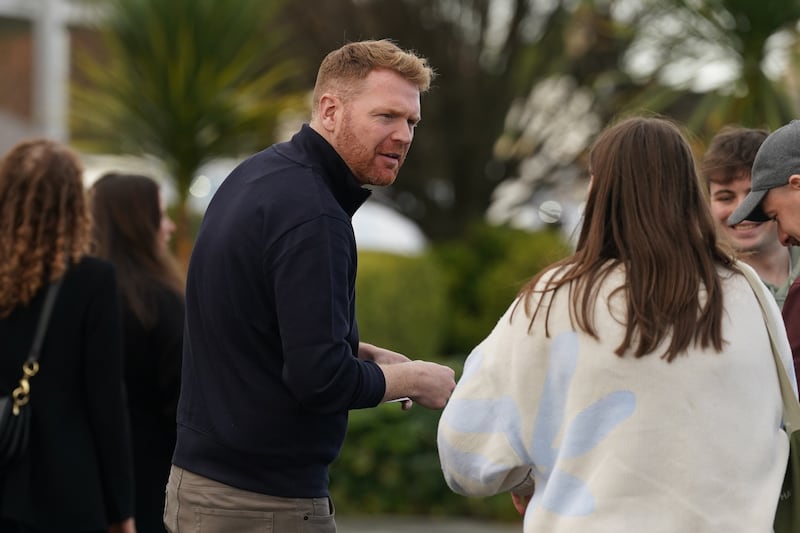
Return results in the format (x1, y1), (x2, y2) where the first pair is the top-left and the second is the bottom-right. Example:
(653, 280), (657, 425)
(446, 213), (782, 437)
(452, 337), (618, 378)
(624, 0), (800, 135)
(72, 0), (306, 264)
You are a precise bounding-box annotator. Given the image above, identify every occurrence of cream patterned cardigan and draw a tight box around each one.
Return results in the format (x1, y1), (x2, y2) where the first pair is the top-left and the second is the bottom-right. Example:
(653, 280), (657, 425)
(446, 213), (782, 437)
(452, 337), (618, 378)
(438, 262), (796, 533)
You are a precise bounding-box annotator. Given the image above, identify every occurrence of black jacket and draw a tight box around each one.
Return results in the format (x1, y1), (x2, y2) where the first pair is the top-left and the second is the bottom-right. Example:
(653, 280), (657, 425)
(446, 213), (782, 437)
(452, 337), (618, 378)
(174, 124), (386, 498)
(0, 256), (134, 531)
(122, 282), (183, 533)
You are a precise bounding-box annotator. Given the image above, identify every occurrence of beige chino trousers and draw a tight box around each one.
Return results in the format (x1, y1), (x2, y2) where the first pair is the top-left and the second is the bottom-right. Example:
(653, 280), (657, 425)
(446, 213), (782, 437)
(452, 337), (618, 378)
(164, 465), (336, 533)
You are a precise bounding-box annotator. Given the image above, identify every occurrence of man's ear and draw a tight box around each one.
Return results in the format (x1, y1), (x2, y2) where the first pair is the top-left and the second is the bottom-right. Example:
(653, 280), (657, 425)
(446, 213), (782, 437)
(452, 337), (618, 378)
(318, 94), (339, 133)
(789, 174), (800, 190)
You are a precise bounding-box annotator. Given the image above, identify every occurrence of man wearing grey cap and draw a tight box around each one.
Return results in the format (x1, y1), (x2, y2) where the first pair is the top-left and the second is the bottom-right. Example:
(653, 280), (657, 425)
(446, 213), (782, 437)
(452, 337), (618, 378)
(728, 119), (800, 385)
(728, 119), (800, 238)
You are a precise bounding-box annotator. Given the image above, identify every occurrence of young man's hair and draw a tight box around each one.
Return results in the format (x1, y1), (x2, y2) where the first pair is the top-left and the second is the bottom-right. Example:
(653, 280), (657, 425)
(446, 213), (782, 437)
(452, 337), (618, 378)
(701, 126), (768, 187)
(311, 39), (435, 116)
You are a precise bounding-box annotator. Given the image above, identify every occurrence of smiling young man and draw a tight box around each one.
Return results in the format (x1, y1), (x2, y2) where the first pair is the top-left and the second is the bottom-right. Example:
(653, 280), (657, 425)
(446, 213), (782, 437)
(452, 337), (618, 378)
(702, 126), (800, 308)
(728, 119), (800, 385)
(165, 40), (455, 533)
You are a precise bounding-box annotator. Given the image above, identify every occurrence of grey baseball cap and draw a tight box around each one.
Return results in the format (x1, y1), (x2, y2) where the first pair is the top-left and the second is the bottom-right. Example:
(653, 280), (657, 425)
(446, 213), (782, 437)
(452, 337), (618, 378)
(728, 119), (800, 225)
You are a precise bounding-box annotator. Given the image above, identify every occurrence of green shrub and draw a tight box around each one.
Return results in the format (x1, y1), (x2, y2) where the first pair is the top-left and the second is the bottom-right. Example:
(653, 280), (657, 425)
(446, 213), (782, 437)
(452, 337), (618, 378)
(356, 251), (447, 360)
(330, 356), (520, 521)
(331, 226), (571, 521)
(434, 223), (572, 355)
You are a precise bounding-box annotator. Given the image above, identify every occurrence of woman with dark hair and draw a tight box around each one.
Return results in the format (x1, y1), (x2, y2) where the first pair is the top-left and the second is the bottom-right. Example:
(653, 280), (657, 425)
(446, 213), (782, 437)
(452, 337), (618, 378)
(90, 173), (183, 533)
(438, 116), (795, 532)
(0, 140), (135, 532)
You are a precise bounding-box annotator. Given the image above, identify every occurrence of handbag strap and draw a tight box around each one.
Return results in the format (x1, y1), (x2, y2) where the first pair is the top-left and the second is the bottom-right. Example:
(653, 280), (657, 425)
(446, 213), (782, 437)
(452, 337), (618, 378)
(10, 278), (63, 414)
(25, 277), (63, 365)
(740, 264), (800, 433)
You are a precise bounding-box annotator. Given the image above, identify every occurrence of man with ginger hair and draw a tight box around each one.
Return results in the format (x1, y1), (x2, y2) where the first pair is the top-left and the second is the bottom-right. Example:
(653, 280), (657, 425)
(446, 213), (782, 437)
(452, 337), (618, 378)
(165, 40), (455, 533)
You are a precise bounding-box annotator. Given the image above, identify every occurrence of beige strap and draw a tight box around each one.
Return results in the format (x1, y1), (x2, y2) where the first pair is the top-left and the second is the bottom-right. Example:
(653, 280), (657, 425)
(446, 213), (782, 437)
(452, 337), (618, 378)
(739, 264), (800, 433)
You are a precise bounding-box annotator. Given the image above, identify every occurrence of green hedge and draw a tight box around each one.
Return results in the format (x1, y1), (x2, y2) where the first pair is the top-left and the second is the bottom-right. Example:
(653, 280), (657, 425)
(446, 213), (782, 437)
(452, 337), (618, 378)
(355, 225), (572, 359)
(330, 357), (520, 522)
(332, 226), (572, 521)
(434, 223), (572, 355)
(355, 251), (447, 359)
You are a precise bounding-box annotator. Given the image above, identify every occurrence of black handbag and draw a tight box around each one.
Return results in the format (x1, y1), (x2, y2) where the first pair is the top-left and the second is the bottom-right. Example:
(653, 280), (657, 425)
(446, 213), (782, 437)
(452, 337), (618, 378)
(0, 279), (61, 468)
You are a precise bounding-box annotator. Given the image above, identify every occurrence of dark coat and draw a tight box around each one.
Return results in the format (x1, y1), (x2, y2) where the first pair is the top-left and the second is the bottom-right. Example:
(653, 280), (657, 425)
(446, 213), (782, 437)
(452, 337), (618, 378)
(0, 256), (134, 531)
(782, 277), (800, 386)
(122, 283), (183, 533)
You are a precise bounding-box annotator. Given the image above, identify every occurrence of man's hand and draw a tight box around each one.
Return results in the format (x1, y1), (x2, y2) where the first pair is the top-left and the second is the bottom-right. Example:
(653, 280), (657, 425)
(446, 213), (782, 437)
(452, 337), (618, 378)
(381, 360), (455, 410)
(511, 492), (532, 515)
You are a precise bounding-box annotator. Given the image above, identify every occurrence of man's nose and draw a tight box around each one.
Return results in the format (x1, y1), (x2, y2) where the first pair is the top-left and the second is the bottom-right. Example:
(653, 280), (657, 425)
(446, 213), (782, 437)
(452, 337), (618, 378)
(778, 227), (793, 247)
(393, 122), (413, 144)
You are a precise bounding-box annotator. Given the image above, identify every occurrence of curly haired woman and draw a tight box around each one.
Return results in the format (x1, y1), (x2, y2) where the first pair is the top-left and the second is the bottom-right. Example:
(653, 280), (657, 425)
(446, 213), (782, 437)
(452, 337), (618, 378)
(0, 139), (135, 533)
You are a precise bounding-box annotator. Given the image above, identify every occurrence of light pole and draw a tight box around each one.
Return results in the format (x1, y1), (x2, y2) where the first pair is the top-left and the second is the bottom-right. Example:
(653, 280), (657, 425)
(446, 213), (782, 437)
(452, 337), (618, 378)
(33, 0), (69, 141)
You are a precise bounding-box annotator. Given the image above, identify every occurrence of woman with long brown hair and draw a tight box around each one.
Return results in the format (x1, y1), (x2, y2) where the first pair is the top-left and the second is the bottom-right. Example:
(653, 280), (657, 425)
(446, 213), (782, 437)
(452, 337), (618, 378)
(89, 173), (183, 533)
(0, 139), (135, 532)
(438, 116), (794, 532)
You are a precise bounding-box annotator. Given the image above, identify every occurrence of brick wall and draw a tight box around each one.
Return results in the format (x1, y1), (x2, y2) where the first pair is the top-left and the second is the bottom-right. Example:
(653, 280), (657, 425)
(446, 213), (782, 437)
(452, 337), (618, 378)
(0, 20), (33, 121)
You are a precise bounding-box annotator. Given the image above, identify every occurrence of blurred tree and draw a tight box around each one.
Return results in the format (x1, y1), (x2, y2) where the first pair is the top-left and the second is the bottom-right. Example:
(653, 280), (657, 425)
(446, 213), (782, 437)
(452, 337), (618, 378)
(489, 0), (641, 226)
(482, 0), (800, 226)
(71, 0), (307, 264)
(622, 0), (800, 136)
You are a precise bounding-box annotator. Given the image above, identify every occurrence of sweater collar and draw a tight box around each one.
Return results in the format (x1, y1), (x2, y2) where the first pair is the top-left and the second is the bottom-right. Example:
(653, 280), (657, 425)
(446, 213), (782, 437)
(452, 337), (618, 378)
(293, 124), (371, 217)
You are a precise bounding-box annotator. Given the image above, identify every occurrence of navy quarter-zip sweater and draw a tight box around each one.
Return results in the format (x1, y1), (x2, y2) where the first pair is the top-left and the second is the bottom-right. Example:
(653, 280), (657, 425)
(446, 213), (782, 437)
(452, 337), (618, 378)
(173, 125), (386, 498)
